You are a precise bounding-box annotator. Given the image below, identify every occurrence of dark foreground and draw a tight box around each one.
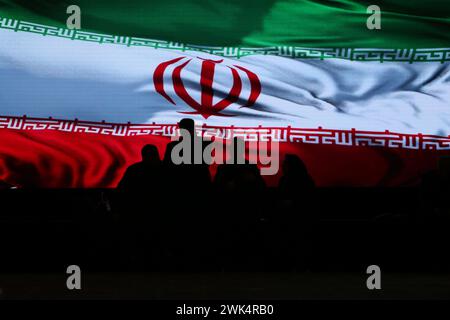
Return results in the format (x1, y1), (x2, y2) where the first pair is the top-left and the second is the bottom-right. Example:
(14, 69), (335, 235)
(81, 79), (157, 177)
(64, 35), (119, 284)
(1, 272), (449, 300)
(0, 187), (449, 299)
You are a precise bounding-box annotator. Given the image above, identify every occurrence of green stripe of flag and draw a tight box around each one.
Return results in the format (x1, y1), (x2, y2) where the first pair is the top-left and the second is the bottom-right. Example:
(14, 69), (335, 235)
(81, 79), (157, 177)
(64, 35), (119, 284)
(1, 0), (450, 48)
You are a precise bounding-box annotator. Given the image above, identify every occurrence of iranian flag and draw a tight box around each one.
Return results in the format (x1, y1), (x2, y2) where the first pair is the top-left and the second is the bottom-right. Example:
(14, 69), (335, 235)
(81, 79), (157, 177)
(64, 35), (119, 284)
(1, 0), (450, 187)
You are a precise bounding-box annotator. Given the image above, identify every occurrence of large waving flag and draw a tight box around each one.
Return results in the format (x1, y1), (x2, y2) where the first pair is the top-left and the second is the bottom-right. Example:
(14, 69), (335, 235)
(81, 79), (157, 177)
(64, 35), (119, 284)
(1, 0), (450, 187)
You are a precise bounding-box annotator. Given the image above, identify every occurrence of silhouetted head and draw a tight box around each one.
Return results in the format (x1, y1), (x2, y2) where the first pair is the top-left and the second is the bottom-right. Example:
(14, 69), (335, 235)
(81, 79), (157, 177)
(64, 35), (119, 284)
(179, 118), (195, 136)
(282, 154), (308, 176)
(141, 144), (160, 163)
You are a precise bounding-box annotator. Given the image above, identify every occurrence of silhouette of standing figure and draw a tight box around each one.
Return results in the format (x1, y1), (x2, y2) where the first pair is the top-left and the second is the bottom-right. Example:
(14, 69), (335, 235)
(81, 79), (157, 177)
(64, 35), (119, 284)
(118, 144), (162, 190)
(116, 144), (163, 270)
(213, 137), (266, 268)
(278, 154), (316, 271)
(279, 154), (315, 194)
(163, 118), (211, 190)
(214, 137), (265, 193)
(161, 119), (212, 269)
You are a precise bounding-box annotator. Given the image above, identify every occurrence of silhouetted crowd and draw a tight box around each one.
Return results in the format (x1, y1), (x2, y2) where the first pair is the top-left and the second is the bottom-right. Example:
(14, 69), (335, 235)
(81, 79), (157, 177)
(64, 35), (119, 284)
(0, 119), (450, 273)
(117, 118), (314, 195)
(104, 118), (449, 271)
(111, 118), (318, 270)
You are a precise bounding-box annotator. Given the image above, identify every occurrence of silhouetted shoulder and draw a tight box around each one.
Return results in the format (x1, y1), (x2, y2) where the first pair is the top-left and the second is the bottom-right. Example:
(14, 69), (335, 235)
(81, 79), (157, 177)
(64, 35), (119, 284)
(117, 162), (142, 189)
(117, 144), (162, 190)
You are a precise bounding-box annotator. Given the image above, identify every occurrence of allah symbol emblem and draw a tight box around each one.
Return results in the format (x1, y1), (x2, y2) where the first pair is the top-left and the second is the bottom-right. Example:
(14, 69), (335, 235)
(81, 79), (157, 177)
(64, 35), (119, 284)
(153, 56), (261, 119)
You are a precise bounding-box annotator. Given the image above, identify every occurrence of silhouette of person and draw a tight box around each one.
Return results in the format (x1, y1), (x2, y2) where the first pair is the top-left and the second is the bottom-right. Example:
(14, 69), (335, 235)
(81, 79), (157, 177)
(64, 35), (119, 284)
(116, 144), (164, 270)
(164, 119), (192, 164)
(214, 137), (265, 193)
(279, 154), (315, 195)
(118, 144), (162, 190)
(277, 154), (316, 271)
(161, 119), (212, 268)
(163, 118), (211, 189)
(213, 137), (266, 268)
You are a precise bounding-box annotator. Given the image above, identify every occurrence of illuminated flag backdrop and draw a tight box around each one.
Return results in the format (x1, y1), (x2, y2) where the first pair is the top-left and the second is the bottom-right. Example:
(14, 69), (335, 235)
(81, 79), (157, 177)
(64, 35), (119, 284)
(1, 0), (450, 187)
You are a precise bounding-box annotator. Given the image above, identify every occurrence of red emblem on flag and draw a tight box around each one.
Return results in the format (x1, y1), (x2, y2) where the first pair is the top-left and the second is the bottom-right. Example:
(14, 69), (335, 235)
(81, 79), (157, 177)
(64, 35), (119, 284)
(153, 57), (261, 119)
